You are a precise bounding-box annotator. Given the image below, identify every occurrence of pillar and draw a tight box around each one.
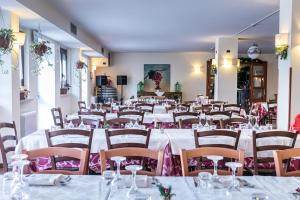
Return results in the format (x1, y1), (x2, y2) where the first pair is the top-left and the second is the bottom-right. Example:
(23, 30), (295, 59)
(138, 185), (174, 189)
(214, 37), (238, 104)
(277, 0), (300, 129)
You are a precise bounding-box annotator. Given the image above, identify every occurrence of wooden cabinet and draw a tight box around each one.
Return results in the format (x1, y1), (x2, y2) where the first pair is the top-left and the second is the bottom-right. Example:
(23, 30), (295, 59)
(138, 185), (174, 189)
(206, 59), (215, 99)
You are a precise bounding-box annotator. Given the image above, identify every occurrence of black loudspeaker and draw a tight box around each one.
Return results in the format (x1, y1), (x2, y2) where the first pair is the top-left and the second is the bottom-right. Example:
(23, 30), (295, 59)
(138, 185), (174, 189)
(96, 75), (107, 86)
(117, 75), (127, 85)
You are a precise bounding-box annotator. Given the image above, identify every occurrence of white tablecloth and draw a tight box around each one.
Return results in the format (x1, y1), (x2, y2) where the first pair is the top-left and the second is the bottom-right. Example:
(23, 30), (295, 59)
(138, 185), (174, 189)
(16, 129), (300, 157)
(0, 175), (299, 200)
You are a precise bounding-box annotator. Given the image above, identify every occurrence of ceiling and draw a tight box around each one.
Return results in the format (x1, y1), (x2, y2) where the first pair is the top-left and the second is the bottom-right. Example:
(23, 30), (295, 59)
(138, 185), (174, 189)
(45, 0), (280, 53)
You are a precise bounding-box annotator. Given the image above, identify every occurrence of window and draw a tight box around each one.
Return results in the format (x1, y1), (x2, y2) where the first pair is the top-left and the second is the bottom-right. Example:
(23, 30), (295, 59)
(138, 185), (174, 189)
(20, 46), (25, 86)
(60, 48), (68, 88)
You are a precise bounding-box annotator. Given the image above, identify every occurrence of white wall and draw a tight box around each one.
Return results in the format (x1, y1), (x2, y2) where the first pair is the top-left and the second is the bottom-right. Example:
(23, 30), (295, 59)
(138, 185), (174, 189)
(95, 52), (210, 101)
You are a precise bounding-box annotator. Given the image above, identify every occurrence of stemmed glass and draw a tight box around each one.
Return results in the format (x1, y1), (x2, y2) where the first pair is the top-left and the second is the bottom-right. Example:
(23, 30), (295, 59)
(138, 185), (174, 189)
(111, 156), (126, 190)
(225, 162), (243, 192)
(125, 165), (143, 198)
(10, 156), (30, 200)
(207, 155), (223, 183)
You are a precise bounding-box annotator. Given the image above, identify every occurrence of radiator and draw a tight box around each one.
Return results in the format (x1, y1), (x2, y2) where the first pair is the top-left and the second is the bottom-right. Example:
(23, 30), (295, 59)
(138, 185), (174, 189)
(20, 111), (37, 137)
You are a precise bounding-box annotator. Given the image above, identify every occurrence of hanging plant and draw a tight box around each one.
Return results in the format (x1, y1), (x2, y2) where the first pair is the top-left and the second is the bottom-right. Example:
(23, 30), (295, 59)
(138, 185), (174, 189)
(275, 45), (288, 60)
(30, 40), (53, 74)
(74, 60), (88, 82)
(0, 28), (16, 67)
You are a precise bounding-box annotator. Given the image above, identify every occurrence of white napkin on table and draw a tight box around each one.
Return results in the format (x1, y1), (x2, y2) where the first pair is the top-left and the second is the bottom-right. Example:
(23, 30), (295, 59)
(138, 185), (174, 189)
(26, 174), (65, 186)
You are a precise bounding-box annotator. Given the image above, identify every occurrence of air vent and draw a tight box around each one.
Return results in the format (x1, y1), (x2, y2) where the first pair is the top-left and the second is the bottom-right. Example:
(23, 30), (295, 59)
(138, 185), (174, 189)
(70, 23), (77, 35)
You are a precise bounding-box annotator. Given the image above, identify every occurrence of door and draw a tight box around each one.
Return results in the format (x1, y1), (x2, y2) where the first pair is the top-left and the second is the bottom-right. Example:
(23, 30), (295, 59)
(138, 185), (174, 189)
(250, 62), (267, 103)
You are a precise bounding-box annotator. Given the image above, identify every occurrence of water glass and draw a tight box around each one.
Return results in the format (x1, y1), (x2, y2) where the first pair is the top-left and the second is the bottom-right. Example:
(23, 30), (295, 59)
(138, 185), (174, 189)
(225, 162), (243, 192)
(207, 155), (223, 182)
(2, 172), (14, 199)
(198, 172), (212, 190)
(266, 123), (273, 130)
(125, 165), (143, 198)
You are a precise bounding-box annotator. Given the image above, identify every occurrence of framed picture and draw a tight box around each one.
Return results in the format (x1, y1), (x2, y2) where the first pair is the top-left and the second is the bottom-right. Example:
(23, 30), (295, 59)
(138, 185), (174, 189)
(144, 64), (170, 92)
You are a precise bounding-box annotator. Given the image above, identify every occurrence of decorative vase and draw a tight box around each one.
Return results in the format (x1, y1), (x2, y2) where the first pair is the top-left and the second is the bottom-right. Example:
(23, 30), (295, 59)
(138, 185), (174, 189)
(137, 81), (144, 92)
(175, 82), (181, 92)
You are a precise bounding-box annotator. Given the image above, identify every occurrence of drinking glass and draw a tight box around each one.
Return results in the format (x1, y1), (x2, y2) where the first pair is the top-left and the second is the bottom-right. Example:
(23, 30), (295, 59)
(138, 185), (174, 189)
(111, 156), (126, 190)
(2, 172), (14, 199)
(198, 172), (212, 190)
(266, 123), (273, 130)
(253, 116), (260, 130)
(207, 155), (223, 182)
(225, 162), (243, 192)
(99, 170), (115, 200)
(125, 165), (143, 198)
(78, 120), (86, 129)
(10, 159), (30, 200)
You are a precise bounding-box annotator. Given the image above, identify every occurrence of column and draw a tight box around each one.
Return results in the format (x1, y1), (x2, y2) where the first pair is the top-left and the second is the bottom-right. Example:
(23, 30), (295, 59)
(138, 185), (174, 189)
(214, 37), (238, 104)
(277, 0), (300, 129)
(0, 11), (21, 136)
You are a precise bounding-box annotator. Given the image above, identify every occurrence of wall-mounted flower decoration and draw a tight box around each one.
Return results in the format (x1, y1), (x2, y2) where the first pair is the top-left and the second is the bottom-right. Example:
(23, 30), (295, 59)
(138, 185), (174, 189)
(275, 45), (288, 60)
(0, 28), (16, 69)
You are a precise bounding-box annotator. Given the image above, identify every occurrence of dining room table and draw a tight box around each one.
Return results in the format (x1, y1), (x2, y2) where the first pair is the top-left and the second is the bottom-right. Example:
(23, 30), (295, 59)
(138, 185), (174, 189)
(1, 174), (300, 200)
(15, 128), (300, 176)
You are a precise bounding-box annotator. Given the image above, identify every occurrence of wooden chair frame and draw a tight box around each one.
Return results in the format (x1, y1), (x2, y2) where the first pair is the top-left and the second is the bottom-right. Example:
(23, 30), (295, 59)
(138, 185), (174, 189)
(24, 147), (89, 175)
(220, 118), (248, 129)
(100, 147), (163, 176)
(273, 148), (300, 177)
(0, 121), (18, 172)
(173, 112), (198, 123)
(117, 111), (145, 123)
(135, 103), (154, 113)
(180, 147), (245, 176)
(179, 118), (200, 129)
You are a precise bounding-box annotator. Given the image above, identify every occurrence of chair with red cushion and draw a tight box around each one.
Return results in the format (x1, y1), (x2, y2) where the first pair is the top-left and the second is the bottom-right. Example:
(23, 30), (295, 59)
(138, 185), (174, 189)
(291, 114), (300, 133)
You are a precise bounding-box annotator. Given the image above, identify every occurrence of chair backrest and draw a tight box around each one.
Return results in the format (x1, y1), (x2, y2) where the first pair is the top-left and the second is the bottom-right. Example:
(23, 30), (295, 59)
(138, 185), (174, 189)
(184, 101), (196, 105)
(223, 104), (241, 115)
(220, 118), (248, 129)
(51, 108), (64, 128)
(45, 129), (93, 170)
(117, 111), (144, 123)
(194, 129), (241, 150)
(200, 104), (213, 113)
(135, 103), (154, 113)
(252, 130), (298, 175)
(105, 129), (150, 149)
(180, 147), (244, 176)
(100, 147), (164, 176)
(179, 118), (200, 129)
(180, 104), (191, 112)
(24, 147), (89, 175)
(205, 111), (232, 119)
(0, 122), (18, 172)
(78, 101), (86, 111)
(165, 105), (186, 113)
(173, 112), (198, 123)
(78, 111), (106, 123)
(119, 106), (135, 112)
(210, 100), (227, 105)
(105, 118), (140, 128)
(273, 148), (300, 177)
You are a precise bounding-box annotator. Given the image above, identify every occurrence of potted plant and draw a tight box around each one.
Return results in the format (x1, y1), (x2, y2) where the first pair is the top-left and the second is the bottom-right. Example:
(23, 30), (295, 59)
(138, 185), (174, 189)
(30, 40), (52, 74)
(60, 83), (71, 95)
(20, 87), (30, 100)
(0, 28), (15, 67)
(76, 60), (87, 70)
(157, 184), (175, 200)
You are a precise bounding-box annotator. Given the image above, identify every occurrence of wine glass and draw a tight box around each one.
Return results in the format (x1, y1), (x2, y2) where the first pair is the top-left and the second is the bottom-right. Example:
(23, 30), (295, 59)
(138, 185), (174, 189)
(125, 165), (143, 198)
(225, 162), (243, 192)
(111, 156), (126, 190)
(207, 155), (223, 183)
(10, 158), (30, 200)
(198, 172), (212, 190)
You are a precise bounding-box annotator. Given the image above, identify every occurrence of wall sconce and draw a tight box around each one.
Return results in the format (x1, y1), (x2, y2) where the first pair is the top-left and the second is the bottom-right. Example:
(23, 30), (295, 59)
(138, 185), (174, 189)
(13, 32), (26, 46)
(275, 33), (289, 60)
(193, 65), (201, 74)
(222, 58), (240, 68)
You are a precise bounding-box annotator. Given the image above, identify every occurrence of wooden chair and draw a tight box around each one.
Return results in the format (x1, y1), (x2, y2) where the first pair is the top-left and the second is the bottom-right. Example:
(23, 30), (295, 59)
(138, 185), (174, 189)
(184, 101), (196, 105)
(200, 104), (213, 113)
(179, 118), (200, 129)
(252, 130), (298, 175)
(100, 147), (164, 176)
(205, 111), (232, 128)
(194, 129), (241, 150)
(180, 104), (191, 112)
(220, 118), (248, 129)
(223, 104), (242, 115)
(51, 107), (64, 128)
(78, 111), (106, 128)
(101, 103), (112, 112)
(273, 148), (300, 177)
(173, 112), (198, 123)
(119, 106), (135, 112)
(0, 122), (18, 172)
(78, 101), (86, 111)
(135, 103), (154, 113)
(24, 147), (89, 175)
(117, 111), (144, 123)
(210, 100), (227, 105)
(267, 102), (277, 125)
(105, 129), (150, 149)
(45, 129), (93, 171)
(180, 147), (245, 176)
(104, 118), (140, 128)
(165, 105), (186, 113)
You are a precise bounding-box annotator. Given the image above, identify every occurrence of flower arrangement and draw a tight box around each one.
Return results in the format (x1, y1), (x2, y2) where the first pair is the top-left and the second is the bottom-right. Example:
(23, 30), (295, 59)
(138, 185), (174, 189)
(275, 45), (288, 60)
(157, 184), (175, 200)
(30, 40), (53, 74)
(0, 28), (16, 67)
